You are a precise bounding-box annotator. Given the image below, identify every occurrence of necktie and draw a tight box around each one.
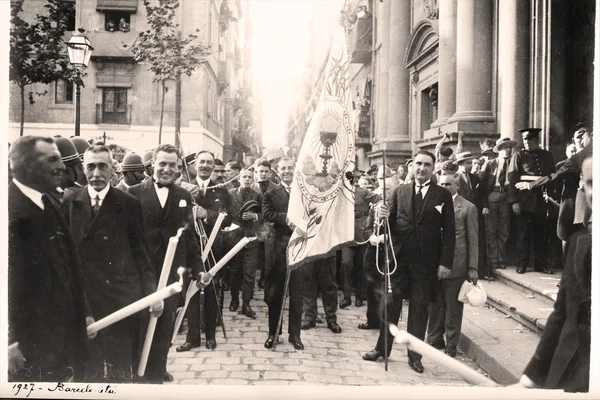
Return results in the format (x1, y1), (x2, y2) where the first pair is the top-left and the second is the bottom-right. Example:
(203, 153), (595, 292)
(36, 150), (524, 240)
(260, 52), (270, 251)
(42, 193), (52, 211)
(92, 195), (101, 215)
(498, 159), (507, 187)
(414, 182), (429, 214)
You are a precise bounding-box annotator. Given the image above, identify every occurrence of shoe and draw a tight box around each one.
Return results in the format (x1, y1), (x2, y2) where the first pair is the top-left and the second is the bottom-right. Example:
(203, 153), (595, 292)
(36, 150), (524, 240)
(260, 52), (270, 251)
(301, 320), (315, 330)
(205, 339), (217, 350)
(229, 298), (239, 312)
(358, 322), (379, 330)
(408, 358), (424, 374)
(444, 347), (457, 358)
(538, 268), (554, 275)
(516, 267), (526, 274)
(175, 342), (200, 352)
(162, 372), (174, 382)
(288, 336), (304, 350)
(427, 340), (445, 350)
(241, 303), (256, 318)
(355, 298), (364, 307)
(362, 349), (383, 361)
(340, 297), (352, 309)
(264, 335), (275, 349)
(481, 275), (496, 282)
(327, 321), (342, 334)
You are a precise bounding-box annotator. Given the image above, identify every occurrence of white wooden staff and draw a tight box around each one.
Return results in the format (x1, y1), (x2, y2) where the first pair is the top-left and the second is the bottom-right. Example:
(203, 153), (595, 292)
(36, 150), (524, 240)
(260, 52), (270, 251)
(198, 236), (257, 285)
(137, 227), (186, 377)
(201, 212), (226, 263)
(171, 282), (199, 344)
(389, 325), (498, 387)
(86, 276), (183, 336)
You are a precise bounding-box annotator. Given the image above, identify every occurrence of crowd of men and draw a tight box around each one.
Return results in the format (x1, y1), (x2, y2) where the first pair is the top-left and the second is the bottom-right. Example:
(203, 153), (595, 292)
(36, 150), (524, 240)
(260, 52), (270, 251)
(7, 123), (592, 391)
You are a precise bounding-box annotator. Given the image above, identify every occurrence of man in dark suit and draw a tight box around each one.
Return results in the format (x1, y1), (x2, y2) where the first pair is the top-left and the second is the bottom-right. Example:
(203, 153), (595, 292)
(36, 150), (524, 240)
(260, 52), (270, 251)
(176, 150), (231, 352)
(363, 151), (455, 374)
(62, 145), (161, 383)
(262, 157), (305, 350)
(427, 173), (478, 358)
(514, 155), (592, 392)
(8, 136), (95, 382)
(127, 144), (203, 383)
(479, 137), (517, 272)
(507, 128), (557, 274)
(228, 168), (262, 317)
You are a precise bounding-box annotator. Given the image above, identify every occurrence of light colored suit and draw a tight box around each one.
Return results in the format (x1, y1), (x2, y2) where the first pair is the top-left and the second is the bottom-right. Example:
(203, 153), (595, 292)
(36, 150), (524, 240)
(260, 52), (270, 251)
(447, 194), (479, 279)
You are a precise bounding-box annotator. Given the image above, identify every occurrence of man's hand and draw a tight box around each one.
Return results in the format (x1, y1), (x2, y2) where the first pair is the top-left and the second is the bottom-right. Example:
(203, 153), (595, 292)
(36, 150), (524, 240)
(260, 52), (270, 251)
(512, 203), (521, 216)
(8, 343), (26, 375)
(443, 132), (451, 141)
(458, 131), (464, 140)
(193, 205), (207, 219)
(437, 265), (451, 280)
(196, 272), (213, 289)
(507, 375), (536, 389)
(86, 316), (97, 340)
(242, 212), (258, 221)
(515, 182), (531, 191)
(467, 269), (479, 286)
(482, 207), (490, 216)
(149, 300), (164, 318)
(376, 202), (389, 220)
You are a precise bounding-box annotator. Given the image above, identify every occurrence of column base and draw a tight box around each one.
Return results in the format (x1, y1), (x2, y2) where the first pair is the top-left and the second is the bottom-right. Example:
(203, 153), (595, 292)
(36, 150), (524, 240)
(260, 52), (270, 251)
(366, 140), (412, 167)
(431, 117), (450, 128)
(447, 110), (496, 124)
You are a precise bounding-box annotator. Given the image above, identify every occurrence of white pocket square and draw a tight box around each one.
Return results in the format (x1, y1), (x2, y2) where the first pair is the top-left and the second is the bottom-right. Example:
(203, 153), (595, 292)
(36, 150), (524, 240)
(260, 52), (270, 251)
(179, 199), (187, 207)
(435, 204), (443, 214)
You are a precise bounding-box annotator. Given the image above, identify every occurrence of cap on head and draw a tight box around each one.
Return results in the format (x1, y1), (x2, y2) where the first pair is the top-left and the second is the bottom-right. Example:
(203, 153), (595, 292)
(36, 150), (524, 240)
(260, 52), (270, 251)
(70, 137), (90, 160)
(575, 121), (590, 131)
(121, 152), (145, 172)
(54, 136), (81, 166)
(519, 128), (542, 140)
(184, 152), (197, 165)
(142, 150), (154, 166)
(493, 137), (518, 152)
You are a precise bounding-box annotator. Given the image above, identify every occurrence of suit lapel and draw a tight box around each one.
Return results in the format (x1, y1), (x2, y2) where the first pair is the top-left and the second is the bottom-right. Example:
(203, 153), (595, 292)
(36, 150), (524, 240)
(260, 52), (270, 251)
(87, 187), (121, 235)
(454, 195), (462, 219)
(164, 185), (180, 218)
(400, 184), (416, 224)
(71, 186), (94, 240)
(143, 179), (163, 218)
(418, 184), (439, 223)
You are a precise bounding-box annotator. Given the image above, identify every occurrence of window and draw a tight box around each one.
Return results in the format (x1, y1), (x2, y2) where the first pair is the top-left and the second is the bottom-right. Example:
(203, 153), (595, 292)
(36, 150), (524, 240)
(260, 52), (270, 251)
(63, 1), (76, 31)
(101, 88), (128, 124)
(105, 12), (131, 32)
(55, 79), (74, 104)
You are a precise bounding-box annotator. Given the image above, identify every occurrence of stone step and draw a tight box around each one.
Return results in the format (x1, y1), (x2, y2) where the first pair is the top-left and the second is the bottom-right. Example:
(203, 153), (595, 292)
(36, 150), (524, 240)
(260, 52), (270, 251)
(493, 267), (561, 306)
(480, 280), (555, 335)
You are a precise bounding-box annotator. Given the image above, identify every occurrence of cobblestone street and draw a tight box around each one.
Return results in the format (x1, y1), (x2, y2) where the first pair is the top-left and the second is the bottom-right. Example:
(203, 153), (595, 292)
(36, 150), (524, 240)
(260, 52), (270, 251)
(166, 282), (489, 386)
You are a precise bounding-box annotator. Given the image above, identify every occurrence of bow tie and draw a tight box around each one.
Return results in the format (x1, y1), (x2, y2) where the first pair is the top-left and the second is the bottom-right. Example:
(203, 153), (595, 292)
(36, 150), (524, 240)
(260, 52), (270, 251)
(154, 180), (171, 189)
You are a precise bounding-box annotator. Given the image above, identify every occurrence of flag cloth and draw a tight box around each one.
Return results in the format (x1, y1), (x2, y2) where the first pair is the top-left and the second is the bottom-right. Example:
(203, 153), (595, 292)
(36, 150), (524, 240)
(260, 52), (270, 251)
(287, 26), (356, 270)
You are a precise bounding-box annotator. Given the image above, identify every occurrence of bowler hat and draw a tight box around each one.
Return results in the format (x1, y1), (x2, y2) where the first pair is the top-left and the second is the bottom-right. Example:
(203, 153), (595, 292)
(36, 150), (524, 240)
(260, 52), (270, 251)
(121, 153), (145, 172)
(454, 151), (477, 164)
(142, 151), (154, 166)
(70, 137), (90, 160)
(54, 136), (81, 166)
(519, 128), (542, 140)
(239, 200), (260, 216)
(493, 137), (518, 152)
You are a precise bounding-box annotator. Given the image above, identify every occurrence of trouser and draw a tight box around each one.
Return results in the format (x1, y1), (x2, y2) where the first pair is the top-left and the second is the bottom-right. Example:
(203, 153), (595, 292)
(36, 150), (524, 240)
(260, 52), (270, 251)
(478, 214), (488, 275)
(264, 265), (304, 337)
(516, 211), (549, 270)
(364, 244), (384, 326)
(302, 255), (338, 324)
(426, 277), (465, 351)
(145, 295), (178, 384)
(258, 242), (266, 283)
(185, 278), (219, 344)
(230, 245), (259, 302)
(485, 191), (510, 269)
(340, 244), (367, 299)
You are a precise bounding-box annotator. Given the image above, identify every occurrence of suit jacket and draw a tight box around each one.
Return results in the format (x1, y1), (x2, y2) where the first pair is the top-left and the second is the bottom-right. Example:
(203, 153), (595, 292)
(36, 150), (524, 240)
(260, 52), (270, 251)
(8, 183), (89, 372)
(228, 186), (263, 241)
(523, 229), (591, 392)
(479, 157), (510, 206)
(388, 182), (455, 298)
(116, 180), (129, 192)
(456, 171), (483, 211)
(193, 179), (233, 236)
(262, 184), (292, 277)
(62, 186), (157, 318)
(507, 148), (556, 214)
(251, 180), (277, 195)
(127, 179), (202, 283)
(447, 195), (478, 279)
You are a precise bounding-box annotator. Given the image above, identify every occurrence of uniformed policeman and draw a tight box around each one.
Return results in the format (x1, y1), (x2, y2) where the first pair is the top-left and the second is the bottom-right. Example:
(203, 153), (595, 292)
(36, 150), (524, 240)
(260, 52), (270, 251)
(507, 128), (557, 274)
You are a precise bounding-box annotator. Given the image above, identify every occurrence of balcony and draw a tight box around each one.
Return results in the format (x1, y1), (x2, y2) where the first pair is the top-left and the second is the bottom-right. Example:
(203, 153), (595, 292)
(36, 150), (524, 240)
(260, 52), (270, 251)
(96, 104), (132, 125)
(217, 60), (229, 94)
(96, 0), (137, 12)
(349, 16), (373, 64)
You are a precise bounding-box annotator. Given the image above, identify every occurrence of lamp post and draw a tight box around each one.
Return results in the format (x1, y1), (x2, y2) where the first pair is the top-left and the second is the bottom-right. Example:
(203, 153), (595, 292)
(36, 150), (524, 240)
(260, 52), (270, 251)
(66, 28), (94, 137)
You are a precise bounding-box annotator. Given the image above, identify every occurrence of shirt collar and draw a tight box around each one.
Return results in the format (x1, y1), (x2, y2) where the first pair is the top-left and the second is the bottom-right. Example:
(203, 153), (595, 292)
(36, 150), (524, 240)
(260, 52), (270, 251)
(452, 193), (458, 201)
(88, 183), (110, 200)
(13, 179), (44, 210)
(196, 176), (211, 188)
(415, 179), (431, 188)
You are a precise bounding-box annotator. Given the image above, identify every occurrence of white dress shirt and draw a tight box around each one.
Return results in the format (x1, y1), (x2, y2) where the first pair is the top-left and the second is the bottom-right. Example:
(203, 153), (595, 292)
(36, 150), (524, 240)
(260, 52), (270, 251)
(88, 184), (110, 208)
(13, 179), (44, 210)
(196, 176), (211, 194)
(414, 179), (431, 198)
(153, 182), (169, 208)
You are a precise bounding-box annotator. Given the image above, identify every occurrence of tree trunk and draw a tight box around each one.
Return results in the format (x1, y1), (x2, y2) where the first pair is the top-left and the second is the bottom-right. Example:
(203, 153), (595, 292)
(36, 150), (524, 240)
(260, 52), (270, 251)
(19, 85), (25, 137)
(158, 80), (166, 145)
(175, 73), (182, 150)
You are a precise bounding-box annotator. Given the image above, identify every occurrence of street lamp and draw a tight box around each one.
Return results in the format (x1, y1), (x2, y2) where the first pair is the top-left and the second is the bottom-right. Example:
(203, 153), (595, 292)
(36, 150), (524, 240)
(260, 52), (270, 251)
(66, 28), (94, 137)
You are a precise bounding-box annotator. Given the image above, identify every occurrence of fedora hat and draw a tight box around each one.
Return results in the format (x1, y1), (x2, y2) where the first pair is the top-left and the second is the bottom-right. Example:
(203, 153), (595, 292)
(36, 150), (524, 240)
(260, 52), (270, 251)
(54, 136), (81, 166)
(493, 137), (517, 152)
(454, 151), (477, 164)
(239, 200), (260, 217)
(121, 153), (145, 172)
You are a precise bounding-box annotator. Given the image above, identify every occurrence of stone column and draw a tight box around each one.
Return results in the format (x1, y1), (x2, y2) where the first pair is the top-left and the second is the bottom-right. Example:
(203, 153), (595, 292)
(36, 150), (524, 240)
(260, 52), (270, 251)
(375, 0), (391, 141)
(431, 0), (457, 127)
(499, 0), (530, 139)
(448, 0), (495, 123)
(386, 0), (411, 138)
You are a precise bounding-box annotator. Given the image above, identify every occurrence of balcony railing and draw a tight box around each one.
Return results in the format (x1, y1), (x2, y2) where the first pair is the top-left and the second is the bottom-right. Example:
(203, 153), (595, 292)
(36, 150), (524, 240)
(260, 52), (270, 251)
(96, 104), (132, 125)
